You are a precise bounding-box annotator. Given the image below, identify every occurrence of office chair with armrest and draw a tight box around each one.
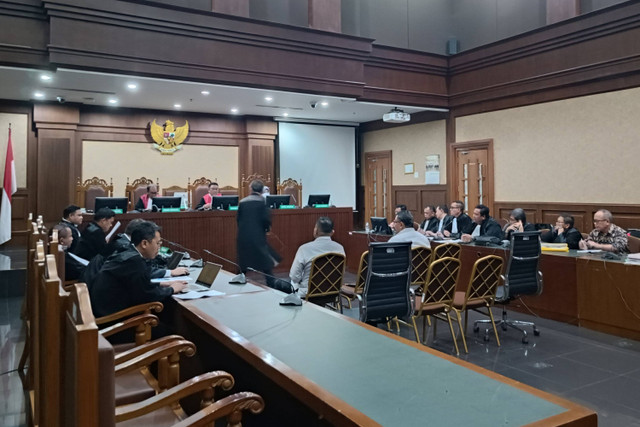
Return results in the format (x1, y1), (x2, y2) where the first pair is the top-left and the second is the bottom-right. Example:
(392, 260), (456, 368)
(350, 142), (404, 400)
(187, 177), (210, 210)
(125, 177), (158, 210)
(359, 242), (412, 326)
(277, 177), (303, 207)
(76, 176), (114, 210)
(475, 231), (542, 344)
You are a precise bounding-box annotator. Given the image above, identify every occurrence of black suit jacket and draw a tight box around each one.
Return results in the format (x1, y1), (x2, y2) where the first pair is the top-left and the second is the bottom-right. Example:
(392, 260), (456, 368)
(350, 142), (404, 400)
(60, 219), (81, 253)
(541, 227), (582, 249)
(90, 247), (173, 318)
(436, 215), (454, 232)
(236, 194), (274, 273)
(445, 213), (473, 236)
(419, 217), (438, 233)
(73, 222), (108, 261)
(478, 217), (504, 240)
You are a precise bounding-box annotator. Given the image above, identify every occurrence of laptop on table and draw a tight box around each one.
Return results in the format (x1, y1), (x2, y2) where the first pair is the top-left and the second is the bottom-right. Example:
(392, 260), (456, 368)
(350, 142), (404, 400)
(184, 262), (222, 291)
(165, 251), (185, 270)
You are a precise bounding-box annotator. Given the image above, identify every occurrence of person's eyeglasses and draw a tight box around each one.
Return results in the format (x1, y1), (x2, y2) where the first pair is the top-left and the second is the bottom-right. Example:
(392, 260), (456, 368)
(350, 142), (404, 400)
(594, 219), (608, 223)
(392, 220), (401, 223)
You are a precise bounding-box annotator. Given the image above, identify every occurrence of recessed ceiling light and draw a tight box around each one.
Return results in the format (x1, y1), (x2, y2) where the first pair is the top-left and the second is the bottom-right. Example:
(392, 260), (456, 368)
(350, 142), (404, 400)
(127, 83), (137, 90)
(265, 96), (273, 102)
(282, 112), (289, 117)
(320, 101), (329, 107)
(174, 103), (181, 108)
(108, 98), (118, 104)
(40, 75), (51, 81)
(34, 92), (44, 98)
(201, 90), (210, 95)
(230, 108), (239, 114)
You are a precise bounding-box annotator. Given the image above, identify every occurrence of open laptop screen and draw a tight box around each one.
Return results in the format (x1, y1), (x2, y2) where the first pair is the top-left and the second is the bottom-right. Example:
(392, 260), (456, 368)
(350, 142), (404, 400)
(196, 262), (222, 287)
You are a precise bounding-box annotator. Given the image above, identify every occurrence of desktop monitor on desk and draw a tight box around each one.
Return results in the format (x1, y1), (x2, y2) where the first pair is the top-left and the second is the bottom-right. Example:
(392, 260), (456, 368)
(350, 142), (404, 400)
(307, 194), (330, 207)
(153, 196), (182, 211)
(93, 197), (128, 214)
(212, 195), (239, 210)
(370, 217), (392, 235)
(266, 194), (291, 209)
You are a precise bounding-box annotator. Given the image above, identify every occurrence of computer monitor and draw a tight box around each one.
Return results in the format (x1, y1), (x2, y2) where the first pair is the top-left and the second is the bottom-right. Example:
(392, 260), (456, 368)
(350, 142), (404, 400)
(307, 194), (330, 207)
(266, 194), (291, 209)
(93, 197), (128, 214)
(153, 196), (182, 211)
(370, 217), (392, 235)
(212, 195), (239, 210)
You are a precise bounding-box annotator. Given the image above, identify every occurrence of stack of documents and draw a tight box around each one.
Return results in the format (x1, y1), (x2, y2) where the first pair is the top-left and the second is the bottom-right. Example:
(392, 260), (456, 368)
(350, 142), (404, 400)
(541, 243), (569, 252)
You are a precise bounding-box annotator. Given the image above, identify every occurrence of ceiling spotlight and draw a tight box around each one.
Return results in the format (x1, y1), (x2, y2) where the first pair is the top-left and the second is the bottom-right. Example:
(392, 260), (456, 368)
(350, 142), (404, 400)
(34, 92), (45, 98)
(282, 112), (289, 117)
(127, 83), (137, 90)
(174, 103), (181, 108)
(201, 90), (210, 95)
(230, 108), (239, 114)
(108, 98), (118, 104)
(320, 101), (329, 107)
(265, 96), (273, 102)
(40, 74), (51, 81)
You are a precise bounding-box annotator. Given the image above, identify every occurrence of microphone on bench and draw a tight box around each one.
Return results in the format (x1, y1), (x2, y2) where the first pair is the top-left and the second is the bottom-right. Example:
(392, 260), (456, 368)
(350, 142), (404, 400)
(163, 239), (203, 268)
(202, 249), (246, 284)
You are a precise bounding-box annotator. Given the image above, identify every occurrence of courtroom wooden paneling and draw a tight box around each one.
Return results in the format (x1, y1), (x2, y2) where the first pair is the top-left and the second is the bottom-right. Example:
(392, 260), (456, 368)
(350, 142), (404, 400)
(0, 0), (49, 67)
(494, 201), (640, 234)
(392, 184), (448, 223)
(81, 207), (353, 274)
(449, 2), (640, 116)
(37, 138), (71, 232)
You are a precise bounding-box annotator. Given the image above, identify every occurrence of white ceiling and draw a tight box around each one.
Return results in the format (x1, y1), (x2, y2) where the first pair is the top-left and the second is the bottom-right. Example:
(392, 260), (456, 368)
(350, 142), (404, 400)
(0, 66), (447, 125)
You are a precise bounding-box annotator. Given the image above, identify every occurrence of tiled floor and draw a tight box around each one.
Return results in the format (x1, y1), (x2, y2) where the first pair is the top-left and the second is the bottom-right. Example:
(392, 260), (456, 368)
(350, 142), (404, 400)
(3, 271), (640, 426)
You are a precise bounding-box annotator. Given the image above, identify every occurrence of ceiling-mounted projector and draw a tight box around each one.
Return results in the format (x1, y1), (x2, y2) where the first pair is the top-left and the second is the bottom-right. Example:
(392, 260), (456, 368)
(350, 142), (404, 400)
(383, 108), (410, 123)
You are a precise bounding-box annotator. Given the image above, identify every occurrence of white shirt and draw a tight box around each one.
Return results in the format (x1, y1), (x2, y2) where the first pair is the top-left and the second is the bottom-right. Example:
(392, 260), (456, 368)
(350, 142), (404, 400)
(289, 236), (345, 297)
(452, 217), (458, 234)
(388, 227), (431, 248)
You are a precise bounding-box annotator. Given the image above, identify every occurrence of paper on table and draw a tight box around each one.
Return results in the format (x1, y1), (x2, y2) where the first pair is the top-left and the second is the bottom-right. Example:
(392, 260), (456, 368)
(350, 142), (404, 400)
(576, 249), (602, 253)
(173, 289), (225, 300)
(105, 221), (121, 242)
(151, 276), (194, 283)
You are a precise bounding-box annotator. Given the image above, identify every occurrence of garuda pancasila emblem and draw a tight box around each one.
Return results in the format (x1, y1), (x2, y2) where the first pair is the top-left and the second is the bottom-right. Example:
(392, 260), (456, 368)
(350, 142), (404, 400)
(150, 119), (189, 155)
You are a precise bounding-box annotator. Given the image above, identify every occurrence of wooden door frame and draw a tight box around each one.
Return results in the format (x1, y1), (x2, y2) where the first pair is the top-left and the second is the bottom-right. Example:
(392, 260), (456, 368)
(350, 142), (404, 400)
(364, 150), (393, 221)
(447, 139), (494, 214)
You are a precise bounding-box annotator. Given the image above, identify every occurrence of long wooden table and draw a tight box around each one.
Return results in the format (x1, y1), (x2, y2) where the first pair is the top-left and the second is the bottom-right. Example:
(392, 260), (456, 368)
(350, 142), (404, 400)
(173, 272), (596, 426)
(81, 207), (353, 273)
(346, 232), (640, 340)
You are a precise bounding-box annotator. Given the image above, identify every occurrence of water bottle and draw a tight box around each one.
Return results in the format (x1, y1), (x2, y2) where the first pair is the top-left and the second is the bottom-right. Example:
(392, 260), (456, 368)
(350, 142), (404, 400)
(365, 222), (370, 233)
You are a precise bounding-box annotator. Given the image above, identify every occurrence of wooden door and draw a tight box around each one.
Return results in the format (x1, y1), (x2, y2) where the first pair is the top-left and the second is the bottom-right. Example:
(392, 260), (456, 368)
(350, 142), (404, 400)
(364, 151), (392, 222)
(450, 140), (494, 214)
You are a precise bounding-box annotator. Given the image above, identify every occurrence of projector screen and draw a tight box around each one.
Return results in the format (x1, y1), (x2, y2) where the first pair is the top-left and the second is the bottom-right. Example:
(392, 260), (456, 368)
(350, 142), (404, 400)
(278, 123), (356, 208)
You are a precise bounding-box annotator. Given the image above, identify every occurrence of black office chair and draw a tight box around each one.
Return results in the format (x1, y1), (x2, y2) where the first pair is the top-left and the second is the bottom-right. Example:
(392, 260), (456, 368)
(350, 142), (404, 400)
(359, 242), (412, 326)
(474, 231), (543, 344)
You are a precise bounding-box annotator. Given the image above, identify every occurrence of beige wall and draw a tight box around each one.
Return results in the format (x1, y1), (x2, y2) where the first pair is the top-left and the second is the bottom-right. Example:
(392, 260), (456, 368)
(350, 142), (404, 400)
(456, 87), (640, 204)
(361, 120), (447, 185)
(82, 141), (238, 197)
(0, 113), (28, 188)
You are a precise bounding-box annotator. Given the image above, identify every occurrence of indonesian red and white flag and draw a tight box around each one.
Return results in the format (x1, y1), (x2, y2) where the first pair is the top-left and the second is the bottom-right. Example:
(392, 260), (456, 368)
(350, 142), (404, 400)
(0, 128), (17, 245)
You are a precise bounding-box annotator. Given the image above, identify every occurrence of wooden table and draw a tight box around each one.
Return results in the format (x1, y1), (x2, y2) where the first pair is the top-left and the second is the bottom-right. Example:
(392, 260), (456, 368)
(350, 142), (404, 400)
(174, 280), (596, 426)
(82, 207), (353, 273)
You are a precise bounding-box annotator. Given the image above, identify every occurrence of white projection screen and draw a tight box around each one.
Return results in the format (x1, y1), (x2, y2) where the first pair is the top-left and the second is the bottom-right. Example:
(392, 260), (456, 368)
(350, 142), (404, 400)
(278, 122), (356, 208)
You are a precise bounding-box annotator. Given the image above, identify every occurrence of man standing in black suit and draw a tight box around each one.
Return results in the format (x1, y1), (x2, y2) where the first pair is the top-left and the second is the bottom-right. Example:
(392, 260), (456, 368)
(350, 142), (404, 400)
(236, 180), (279, 285)
(444, 200), (473, 238)
(60, 204), (83, 253)
(74, 207), (115, 261)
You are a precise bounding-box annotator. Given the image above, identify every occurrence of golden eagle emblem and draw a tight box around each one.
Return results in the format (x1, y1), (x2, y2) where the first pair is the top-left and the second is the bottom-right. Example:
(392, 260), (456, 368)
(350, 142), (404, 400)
(150, 119), (189, 155)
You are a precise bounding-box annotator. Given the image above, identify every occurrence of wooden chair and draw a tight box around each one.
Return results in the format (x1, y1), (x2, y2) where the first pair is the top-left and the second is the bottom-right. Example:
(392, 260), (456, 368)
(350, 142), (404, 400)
(163, 185), (188, 197)
(305, 252), (346, 313)
(452, 255), (504, 350)
(64, 282), (265, 427)
(431, 242), (461, 263)
(76, 176), (114, 211)
(410, 257), (463, 355)
(219, 185), (239, 196)
(240, 173), (272, 199)
(411, 246), (432, 294)
(125, 177), (158, 210)
(627, 235), (640, 253)
(340, 250), (368, 309)
(187, 177), (210, 210)
(277, 178), (303, 207)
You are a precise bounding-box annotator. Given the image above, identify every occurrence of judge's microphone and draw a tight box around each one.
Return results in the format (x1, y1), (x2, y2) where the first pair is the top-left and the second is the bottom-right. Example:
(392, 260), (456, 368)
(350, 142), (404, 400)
(163, 239), (203, 268)
(202, 249), (246, 284)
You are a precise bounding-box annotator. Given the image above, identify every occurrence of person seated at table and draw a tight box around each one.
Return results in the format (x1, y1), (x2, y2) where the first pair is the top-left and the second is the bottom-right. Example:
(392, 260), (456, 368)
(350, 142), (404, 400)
(461, 204), (503, 243)
(503, 208), (536, 239)
(389, 210), (431, 248)
(196, 182), (221, 210)
(425, 205), (452, 238)
(579, 209), (628, 253)
(52, 224), (86, 281)
(541, 214), (582, 249)
(394, 204), (407, 215)
(134, 184), (159, 212)
(73, 207), (116, 261)
(90, 221), (188, 321)
(443, 200), (473, 238)
(418, 205), (438, 235)
(288, 216), (346, 297)
(60, 204), (83, 253)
